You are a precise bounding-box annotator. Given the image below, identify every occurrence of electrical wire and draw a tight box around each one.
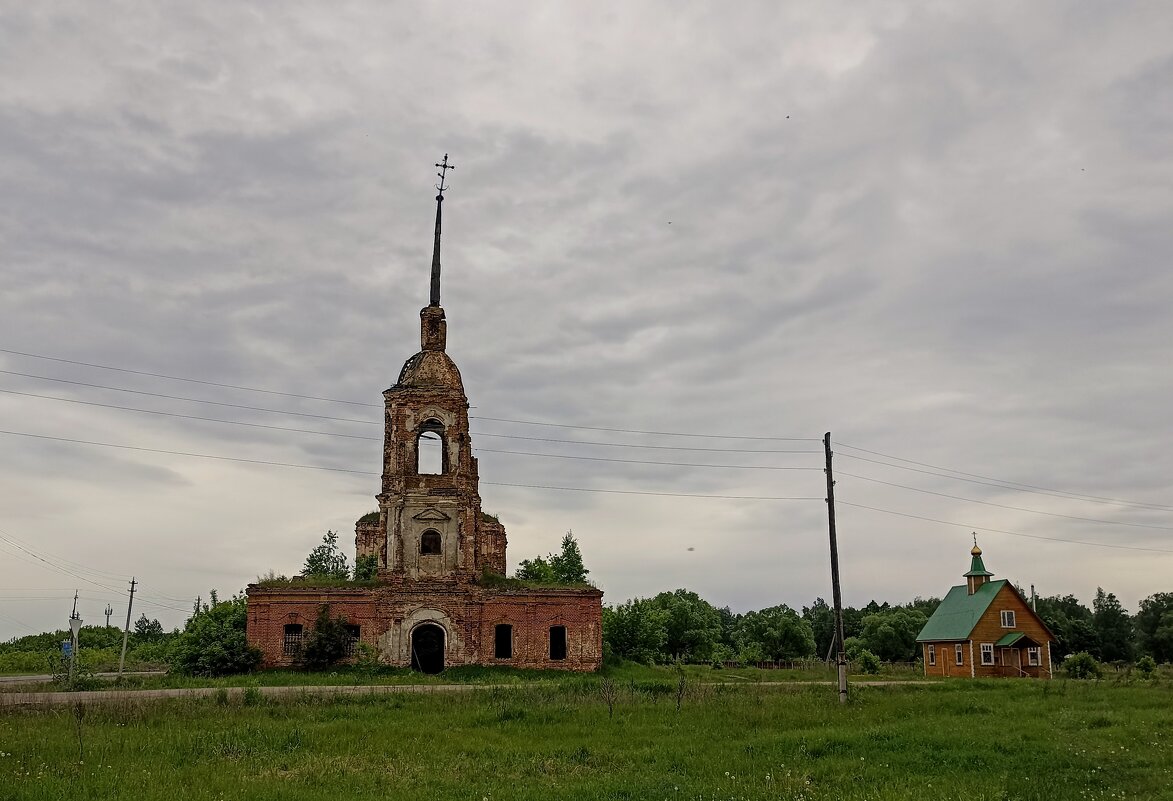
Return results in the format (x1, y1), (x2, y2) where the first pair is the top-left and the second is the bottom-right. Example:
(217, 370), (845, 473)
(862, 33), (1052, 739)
(2, 386), (819, 455)
(0, 370), (375, 425)
(482, 481), (821, 501)
(0, 347), (380, 408)
(835, 442), (1173, 513)
(471, 415), (818, 441)
(837, 499), (1173, 554)
(837, 471), (1173, 531)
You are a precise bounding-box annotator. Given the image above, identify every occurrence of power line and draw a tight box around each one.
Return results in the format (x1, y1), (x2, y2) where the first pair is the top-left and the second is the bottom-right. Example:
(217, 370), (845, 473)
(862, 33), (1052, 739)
(2, 386), (818, 454)
(837, 499), (1173, 554)
(0, 388), (383, 441)
(0, 370), (376, 425)
(0, 429), (379, 476)
(0, 347), (380, 408)
(482, 481), (821, 501)
(835, 441), (1173, 513)
(1, 348), (817, 441)
(0, 428), (819, 501)
(477, 448), (821, 471)
(837, 471), (1173, 531)
(472, 415), (819, 441)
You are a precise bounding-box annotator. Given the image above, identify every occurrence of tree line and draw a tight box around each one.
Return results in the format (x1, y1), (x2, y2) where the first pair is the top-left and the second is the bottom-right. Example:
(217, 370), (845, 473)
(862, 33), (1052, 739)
(601, 588), (1173, 667)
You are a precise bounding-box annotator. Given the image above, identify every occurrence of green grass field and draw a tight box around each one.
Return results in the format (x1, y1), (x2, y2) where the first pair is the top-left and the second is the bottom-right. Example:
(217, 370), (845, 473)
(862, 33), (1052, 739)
(2, 678), (1170, 800)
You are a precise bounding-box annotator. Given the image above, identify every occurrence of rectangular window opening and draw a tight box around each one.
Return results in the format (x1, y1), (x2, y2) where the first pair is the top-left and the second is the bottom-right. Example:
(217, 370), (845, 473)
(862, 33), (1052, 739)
(955, 644), (964, 666)
(345, 624), (360, 657)
(1000, 610), (1016, 628)
(927, 645), (936, 666)
(494, 624), (513, 659)
(980, 643), (994, 665)
(283, 624), (304, 656)
(549, 625), (567, 661)
(1027, 647), (1040, 666)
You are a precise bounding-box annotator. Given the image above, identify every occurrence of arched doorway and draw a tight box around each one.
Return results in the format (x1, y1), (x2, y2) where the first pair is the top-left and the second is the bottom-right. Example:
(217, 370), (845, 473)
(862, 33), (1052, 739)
(410, 623), (445, 674)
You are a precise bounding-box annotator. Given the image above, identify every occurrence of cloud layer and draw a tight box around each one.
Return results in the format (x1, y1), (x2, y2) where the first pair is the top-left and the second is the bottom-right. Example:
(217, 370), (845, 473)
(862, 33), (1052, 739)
(2, 2), (1172, 637)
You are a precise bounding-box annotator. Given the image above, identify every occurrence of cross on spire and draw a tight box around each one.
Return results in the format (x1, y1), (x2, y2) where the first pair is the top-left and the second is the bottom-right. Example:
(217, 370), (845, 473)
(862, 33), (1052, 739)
(435, 154), (455, 197)
(429, 154), (454, 306)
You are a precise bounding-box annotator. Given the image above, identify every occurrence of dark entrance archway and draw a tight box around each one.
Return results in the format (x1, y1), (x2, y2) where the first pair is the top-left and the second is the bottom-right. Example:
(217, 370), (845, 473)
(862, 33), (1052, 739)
(410, 623), (445, 674)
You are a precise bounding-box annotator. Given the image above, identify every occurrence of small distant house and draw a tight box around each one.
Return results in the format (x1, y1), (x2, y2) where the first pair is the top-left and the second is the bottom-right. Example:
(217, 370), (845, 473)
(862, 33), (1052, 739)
(916, 543), (1055, 678)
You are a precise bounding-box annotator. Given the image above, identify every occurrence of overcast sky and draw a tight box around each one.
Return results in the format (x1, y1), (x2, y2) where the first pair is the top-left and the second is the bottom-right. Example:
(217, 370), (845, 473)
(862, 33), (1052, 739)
(2, 2), (1172, 639)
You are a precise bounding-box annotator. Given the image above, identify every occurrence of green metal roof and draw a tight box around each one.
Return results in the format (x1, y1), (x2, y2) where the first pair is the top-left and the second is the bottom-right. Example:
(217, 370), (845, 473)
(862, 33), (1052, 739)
(916, 580), (1008, 642)
(994, 631), (1041, 648)
(964, 552), (993, 577)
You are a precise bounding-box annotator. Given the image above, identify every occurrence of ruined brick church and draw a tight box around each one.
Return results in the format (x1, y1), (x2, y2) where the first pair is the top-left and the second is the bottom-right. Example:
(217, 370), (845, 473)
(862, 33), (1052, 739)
(246, 161), (603, 672)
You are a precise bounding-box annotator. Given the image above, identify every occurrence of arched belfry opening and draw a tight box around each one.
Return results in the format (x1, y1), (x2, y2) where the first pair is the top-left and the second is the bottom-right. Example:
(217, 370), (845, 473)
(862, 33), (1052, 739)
(410, 623), (445, 674)
(416, 419), (446, 475)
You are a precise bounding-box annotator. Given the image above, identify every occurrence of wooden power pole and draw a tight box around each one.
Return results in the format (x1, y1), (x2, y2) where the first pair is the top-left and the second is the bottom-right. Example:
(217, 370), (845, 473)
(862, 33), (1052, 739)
(117, 577), (137, 679)
(824, 433), (848, 704)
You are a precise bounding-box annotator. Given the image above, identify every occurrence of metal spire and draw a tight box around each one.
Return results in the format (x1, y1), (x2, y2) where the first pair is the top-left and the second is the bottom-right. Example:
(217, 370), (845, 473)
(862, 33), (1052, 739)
(430, 154), (455, 306)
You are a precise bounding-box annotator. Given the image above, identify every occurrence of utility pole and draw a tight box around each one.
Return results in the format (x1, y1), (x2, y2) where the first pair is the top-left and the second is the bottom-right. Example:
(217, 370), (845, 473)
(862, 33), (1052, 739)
(70, 589), (79, 619)
(117, 577), (137, 679)
(104, 604), (113, 628)
(824, 433), (848, 704)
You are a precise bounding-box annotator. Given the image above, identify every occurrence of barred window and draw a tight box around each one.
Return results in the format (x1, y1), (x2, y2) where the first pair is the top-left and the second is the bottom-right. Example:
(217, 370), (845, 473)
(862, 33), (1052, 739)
(345, 624), (360, 657)
(283, 624), (304, 655)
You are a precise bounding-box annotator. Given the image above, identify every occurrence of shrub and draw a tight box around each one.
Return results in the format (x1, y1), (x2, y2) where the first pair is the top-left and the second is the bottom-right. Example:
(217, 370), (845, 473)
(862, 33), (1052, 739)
(854, 649), (881, 674)
(299, 605), (355, 670)
(1136, 655), (1157, 677)
(1063, 651), (1103, 680)
(354, 554), (378, 581)
(169, 592), (261, 677)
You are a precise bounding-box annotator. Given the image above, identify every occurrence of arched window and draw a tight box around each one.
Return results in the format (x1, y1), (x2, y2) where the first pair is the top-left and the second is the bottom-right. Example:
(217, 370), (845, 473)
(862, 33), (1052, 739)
(416, 420), (445, 475)
(420, 529), (442, 555)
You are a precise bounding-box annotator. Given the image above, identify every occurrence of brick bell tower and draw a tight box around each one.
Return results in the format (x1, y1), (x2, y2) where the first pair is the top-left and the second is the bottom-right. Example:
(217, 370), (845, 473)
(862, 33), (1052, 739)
(356, 155), (507, 582)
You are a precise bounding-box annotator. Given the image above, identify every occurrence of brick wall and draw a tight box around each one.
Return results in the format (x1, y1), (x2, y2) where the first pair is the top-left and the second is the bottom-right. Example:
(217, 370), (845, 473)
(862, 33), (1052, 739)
(246, 583), (602, 671)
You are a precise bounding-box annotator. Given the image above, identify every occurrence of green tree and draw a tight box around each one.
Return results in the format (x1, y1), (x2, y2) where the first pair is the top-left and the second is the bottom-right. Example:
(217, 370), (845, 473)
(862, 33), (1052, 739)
(802, 598), (836, 660)
(1093, 587), (1133, 663)
(1036, 593), (1098, 660)
(514, 530), (591, 585)
(354, 554), (378, 581)
(300, 605), (356, 669)
(649, 589), (723, 662)
(169, 591), (261, 677)
(133, 614), (164, 642)
(514, 555), (556, 582)
(303, 530), (350, 580)
(1134, 592), (1173, 663)
(549, 530), (589, 584)
(733, 605), (816, 662)
(857, 608), (928, 662)
(602, 597), (668, 664)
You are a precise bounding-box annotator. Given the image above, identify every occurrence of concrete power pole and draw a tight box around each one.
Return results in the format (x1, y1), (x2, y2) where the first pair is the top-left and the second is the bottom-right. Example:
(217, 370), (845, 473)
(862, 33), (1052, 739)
(117, 577), (137, 679)
(824, 433), (848, 704)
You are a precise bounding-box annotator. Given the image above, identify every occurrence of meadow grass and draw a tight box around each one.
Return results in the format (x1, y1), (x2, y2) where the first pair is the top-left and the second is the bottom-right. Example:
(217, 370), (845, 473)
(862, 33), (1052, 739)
(1, 679), (1170, 800)
(0, 661), (927, 692)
